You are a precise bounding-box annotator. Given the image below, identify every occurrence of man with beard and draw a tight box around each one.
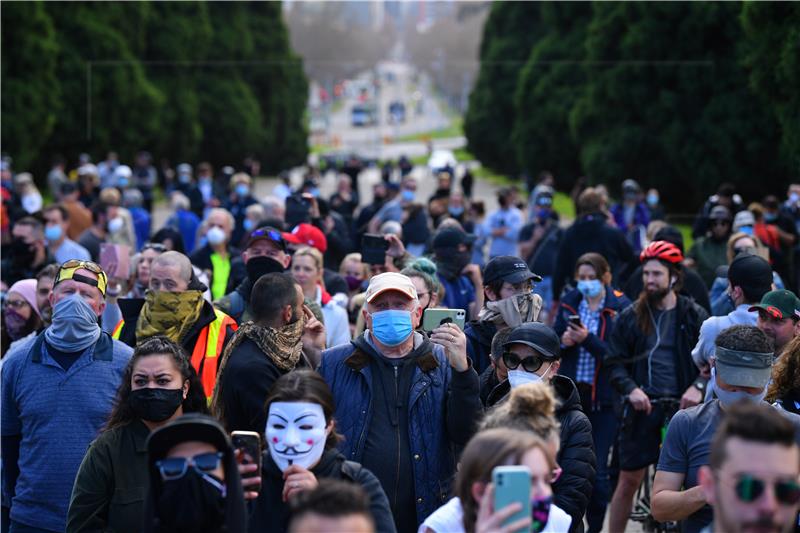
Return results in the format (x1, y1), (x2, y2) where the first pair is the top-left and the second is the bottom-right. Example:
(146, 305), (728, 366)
(111, 251), (238, 399)
(214, 227), (292, 323)
(211, 272), (325, 434)
(698, 402), (800, 533)
(605, 241), (708, 533)
(688, 206), (733, 287)
(432, 226), (484, 320)
(2, 217), (54, 286)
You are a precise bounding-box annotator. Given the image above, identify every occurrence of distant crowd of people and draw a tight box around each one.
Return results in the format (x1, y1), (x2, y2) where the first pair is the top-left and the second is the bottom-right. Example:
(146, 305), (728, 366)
(1, 152), (800, 533)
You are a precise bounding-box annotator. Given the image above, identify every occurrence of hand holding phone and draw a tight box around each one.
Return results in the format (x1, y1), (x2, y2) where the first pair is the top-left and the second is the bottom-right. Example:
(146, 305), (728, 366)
(232, 431), (262, 496)
(568, 315), (582, 328)
(492, 466), (532, 533)
(361, 233), (389, 265)
(422, 308), (466, 332)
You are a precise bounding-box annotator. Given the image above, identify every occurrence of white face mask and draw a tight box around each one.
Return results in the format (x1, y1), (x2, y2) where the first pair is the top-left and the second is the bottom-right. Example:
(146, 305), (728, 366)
(108, 216), (124, 234)
(206, 226), (226, 246)
(266, 402), (327, 472)
(507, 362), (553, 389)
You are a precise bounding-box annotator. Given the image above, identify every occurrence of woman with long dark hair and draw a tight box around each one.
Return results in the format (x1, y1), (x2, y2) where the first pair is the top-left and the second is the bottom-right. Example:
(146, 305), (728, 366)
(247, 369), (395, 533)
(67, 336), (207, 532)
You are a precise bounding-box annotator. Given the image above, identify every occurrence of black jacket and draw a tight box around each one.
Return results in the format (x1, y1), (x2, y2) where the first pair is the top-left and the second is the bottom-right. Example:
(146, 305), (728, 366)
(486, 375), (596, 533)
(248, 449), (396, 533)
(553, 214), (635, 299)
(604, 295), (708, 397)
(478, 365), (501, 406)
(464, 320), (498, 375)
(189, 244), (247, 298)
(623, 264), (711, 314)
(217, 337), (306, 433)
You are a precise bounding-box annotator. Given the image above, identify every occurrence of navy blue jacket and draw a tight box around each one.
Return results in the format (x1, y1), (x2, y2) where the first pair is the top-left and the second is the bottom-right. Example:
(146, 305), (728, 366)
(318, 334), (481, 525)
(554, 287), (631, 409)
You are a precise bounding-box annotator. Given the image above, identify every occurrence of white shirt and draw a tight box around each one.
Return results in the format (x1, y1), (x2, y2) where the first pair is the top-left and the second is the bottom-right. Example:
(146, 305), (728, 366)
(315, 287), (351, 349)
(419, 497), (573, 533)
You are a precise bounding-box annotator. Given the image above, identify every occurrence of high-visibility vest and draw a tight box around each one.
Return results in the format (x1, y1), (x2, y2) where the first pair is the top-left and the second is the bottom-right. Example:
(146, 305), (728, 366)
(111, 308), (238, 399)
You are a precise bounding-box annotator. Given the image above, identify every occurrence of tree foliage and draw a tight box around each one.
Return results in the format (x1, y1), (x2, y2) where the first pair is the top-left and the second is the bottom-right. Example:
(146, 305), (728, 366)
(1, 1), (308, 176)
(467, 1), (797, 209)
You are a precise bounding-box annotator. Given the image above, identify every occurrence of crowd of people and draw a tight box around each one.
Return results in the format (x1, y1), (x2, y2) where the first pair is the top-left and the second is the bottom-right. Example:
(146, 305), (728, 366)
(1, 153), (800, 533)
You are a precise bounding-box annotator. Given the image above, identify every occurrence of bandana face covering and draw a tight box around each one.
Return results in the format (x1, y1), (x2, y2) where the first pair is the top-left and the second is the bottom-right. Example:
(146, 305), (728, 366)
(136, 290), (205, 344)
(44, 293), (101, 352)
(266, 402), (327, 472)
(480, 291), (539, 328)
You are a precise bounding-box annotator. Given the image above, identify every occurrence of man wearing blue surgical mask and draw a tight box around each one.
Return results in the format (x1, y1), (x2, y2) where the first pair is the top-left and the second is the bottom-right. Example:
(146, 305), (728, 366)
(319, 272), (481, 533)
(1, 260), (133, 532)
(652, 325), (800, 533)
(485, 322), (596, 530)
(223, 172), (258, 245)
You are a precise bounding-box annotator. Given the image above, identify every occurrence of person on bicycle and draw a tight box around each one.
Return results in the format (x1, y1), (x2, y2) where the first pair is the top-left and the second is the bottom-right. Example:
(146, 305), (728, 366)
(605, 241), (708, 533)
(652, 324), (800, 533)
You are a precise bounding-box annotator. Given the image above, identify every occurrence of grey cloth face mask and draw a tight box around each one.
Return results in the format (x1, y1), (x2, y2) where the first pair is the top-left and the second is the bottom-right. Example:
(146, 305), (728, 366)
(44, 293), (101, 352)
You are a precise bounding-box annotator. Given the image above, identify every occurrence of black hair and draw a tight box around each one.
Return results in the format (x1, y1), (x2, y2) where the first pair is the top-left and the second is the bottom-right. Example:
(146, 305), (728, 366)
(264, 370), (343, 449)
(490, 328), (513, 360)
(715, 324), (773, 354)
(151, 227), (186, 255)
(43, 204), (70, 222)
(709, 401), (796, 470)
(251, 272), (299, 323)
(35, 263), (60, 281)
(288, 479), (373, 532)
(90, 202), (110, 225)
(104, 336), (207, 431)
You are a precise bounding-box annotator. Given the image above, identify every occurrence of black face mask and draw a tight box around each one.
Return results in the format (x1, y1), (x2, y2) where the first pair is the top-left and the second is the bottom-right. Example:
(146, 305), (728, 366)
(128, 388), (183, 422)
(156, 469), (226, 533)
(9, 239), (36, 266)
(245, 255), (285, 283)
(436, 249), (472, 280)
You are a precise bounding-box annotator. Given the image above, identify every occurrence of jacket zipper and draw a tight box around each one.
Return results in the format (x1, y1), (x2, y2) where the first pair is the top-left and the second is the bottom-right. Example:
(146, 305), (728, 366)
(393, 365), (402, 513)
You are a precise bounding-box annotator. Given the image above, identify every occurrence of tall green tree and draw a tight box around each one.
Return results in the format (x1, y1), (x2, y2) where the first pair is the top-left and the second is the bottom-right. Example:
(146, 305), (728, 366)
(741, 2), (800, 174)
(1, 1), (61, 170)
(512, 2), (592, 185)
(463, 2), (544, 175)
(568, 2), (786, 208)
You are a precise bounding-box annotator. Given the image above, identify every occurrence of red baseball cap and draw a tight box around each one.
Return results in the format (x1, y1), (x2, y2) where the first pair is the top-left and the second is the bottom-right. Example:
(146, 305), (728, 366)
(283, 223), (327, 253)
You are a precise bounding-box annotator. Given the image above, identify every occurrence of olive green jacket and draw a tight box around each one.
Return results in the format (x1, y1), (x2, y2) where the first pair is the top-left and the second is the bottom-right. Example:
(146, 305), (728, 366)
(67, 420), (150, 533)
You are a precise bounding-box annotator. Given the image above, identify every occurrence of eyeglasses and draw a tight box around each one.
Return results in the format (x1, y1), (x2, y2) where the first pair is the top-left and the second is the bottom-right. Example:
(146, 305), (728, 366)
(141, 242), (167, 253)
(4, 298), (29, 310)
(732, 474), (800, 506)
(156, 452), (224, 481)
(502, 351), (544, 373)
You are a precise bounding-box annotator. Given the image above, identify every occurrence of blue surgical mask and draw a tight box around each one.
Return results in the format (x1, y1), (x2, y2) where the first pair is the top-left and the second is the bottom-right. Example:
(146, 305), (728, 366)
(448, 206), (465, 217)
(739, 225), (754, 236)
(577, 279), (603, 298)
(118, 177), (129, 188)
(44, 225), (62, 242)
(647, 193), (659, 206)
(370, 310), (413, 346)
(310, 187), (321, 198)
(235, 184), (250, 197)
(44, 293), (101, 352)
(790, 192), (799, 205)
(243, 218), (255, 232)
(401, 190), (415, 203)
(178, 173), (191, 184)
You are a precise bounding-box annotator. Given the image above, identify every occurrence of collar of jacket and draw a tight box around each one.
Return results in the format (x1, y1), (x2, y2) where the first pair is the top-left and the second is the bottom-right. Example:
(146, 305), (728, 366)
(344, 345), (439, 373)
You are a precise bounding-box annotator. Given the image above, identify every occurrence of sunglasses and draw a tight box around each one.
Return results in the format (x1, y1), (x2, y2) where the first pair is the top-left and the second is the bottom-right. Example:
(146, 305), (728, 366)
(733, 474), (800, 506)
(156, 452), (224, 481)
(60, 259), (104, 275)
(141, 242), (167, 253)
(502, 351), (544, 373)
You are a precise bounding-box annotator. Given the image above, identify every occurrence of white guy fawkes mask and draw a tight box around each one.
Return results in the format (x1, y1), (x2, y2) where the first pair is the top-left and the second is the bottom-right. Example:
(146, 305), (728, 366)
(266, 401), (327, 472)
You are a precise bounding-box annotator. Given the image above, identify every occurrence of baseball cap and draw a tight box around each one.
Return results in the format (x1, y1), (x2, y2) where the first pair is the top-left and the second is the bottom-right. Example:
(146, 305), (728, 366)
(708, 205), (732, 221)
(714, 345), (773, 389)
(722, 254), (772, 296)
(364, 272), (418, 303)
(483, 255), (542, 285)
(432, 227), (477, 249)
(147, 413), (232, 463)
(748, 289), (800, 320)
(283, 223), (327, 253)
(733, 210), (755, 231)
(245, 226), (286, 251)
(503, 322), (561, 360)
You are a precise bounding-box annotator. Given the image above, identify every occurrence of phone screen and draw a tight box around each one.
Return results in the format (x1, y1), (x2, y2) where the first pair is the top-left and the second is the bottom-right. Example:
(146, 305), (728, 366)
(361, 234), (389, 265)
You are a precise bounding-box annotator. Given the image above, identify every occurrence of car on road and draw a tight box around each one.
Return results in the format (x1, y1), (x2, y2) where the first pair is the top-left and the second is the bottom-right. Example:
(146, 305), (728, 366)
(428, 149), (457, 174)
(388, 101), (406, 124)
(351, 104), (377, 127)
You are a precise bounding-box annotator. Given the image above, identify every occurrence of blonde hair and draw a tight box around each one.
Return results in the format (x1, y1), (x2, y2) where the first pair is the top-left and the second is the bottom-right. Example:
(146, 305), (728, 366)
(293, 246), (324, 272)
(479, 382), (561, 445)
(727, 231), (770, 263)
(340, 253), (369, 278)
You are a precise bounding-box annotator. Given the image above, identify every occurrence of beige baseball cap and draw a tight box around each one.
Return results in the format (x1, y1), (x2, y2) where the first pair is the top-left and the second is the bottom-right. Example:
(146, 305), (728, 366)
(365, 272), (418, 303)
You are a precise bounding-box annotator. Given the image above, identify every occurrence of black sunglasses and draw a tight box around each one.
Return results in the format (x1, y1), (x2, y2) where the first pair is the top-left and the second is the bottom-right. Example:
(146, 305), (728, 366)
(155, 452), (223, 481)
(734, 474), (800, 505)
(502, 351), (544, 373)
